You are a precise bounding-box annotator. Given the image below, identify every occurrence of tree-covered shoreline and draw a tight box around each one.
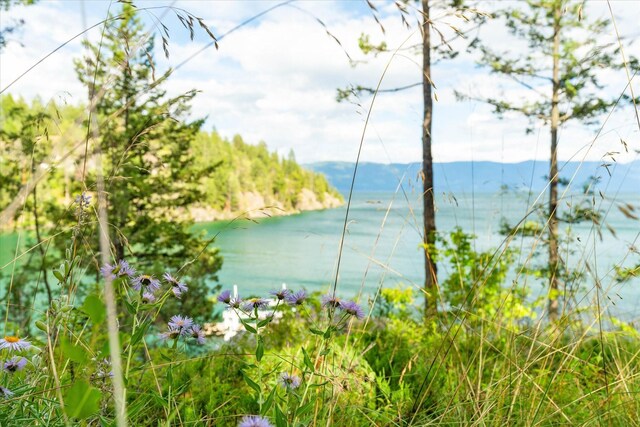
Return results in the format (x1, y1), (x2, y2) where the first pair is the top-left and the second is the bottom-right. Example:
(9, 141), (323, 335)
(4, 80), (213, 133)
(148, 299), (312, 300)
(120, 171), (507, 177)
(190, 131), (342, 222)
(0, 94), (342, 231)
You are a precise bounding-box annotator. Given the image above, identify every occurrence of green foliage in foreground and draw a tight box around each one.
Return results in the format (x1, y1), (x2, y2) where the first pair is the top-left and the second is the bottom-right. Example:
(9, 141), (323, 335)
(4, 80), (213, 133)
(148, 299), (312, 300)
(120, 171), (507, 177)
(2, 227), (640, 426)
(3, 288), (640, 426)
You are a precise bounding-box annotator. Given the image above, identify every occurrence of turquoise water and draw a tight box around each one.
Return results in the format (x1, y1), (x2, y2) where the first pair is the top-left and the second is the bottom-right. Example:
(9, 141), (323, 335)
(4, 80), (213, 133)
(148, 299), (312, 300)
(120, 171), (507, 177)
(193, 190), (640, 316)
(2, 191), (639, 316)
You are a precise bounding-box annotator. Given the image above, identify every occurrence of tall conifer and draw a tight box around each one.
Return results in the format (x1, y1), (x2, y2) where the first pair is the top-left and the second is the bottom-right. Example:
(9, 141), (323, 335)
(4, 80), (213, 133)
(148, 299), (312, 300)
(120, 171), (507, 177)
(75, 4), (222, 319)
(464, 0), (637, 319)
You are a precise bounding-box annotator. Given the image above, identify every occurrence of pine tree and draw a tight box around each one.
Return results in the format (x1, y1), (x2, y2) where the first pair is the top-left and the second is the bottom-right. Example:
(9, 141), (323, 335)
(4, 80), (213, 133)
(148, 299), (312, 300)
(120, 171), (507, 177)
(0, 0), (38, 51)
(463, 0), (638, 320)
(338, 0), (477, 317)
(74, 4), (222, 319)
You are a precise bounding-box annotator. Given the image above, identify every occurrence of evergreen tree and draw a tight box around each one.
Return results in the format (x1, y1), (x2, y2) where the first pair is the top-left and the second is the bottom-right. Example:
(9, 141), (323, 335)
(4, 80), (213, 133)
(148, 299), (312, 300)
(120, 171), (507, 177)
(0, 95), (57, 326)
(0, 0), (37, 51)
(338, 0), (478, 317)
(74, 4), (221, 320)
(463, 0), (638, 319)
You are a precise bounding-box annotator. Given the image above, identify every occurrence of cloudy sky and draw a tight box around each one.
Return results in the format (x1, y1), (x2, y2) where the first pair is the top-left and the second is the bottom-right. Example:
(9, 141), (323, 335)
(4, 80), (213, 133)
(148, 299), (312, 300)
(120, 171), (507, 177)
(1, 0), (639, 165)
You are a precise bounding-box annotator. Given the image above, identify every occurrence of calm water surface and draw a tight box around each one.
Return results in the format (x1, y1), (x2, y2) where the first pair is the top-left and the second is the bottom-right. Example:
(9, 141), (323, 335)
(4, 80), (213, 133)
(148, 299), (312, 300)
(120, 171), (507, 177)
(2, 191), (639, 316)
(194, 191), (640, 316)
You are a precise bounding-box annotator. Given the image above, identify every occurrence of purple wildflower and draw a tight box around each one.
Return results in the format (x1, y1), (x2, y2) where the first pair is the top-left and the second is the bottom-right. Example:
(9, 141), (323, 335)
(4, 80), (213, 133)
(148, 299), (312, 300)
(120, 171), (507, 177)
(164, 272), (188, 298)
(339, 300), (365, 319)
(238, 415), (273, 427)
(217, 290), (232, 304)
(321, 294), (341, 308)
(269, 289), (291, 301)
(229, 297), (243, 309)
(142, 292), (156, 304)
(218, 290), (243, 309)
(0, 386), (13, 398)
(100, 263), (116, 280)
(96, 369), (114, 379)
(189, 324), (206, 345)
(160, 327), (181, 341)
(278, 372), (301, 390)
(101, 260), (135, 280)
(286, 290), (307, 306)
(117, 260), (136, 278)
(0, 336), (31, 352)
(132, 274), (161, 293)
(3, 356), (27, 373)
(95, 358), (114, 379)
(75, 193), (91, 207)
(168, 315), (194, 335)
(242, 298), (270, 311)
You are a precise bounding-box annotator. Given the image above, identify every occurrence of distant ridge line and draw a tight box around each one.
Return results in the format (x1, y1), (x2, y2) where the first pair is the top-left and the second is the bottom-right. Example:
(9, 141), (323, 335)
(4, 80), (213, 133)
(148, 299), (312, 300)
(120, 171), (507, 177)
(305, 160), (640, 195)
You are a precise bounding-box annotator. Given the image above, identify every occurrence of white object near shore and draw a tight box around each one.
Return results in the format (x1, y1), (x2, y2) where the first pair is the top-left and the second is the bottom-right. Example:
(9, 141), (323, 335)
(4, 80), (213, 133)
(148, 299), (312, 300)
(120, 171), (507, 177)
(203, 283), (287, 341)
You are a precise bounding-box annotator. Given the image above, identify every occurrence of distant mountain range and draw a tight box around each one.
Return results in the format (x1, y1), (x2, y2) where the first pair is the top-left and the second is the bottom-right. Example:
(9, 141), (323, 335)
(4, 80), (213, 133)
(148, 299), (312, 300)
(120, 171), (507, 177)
(306, 160), (640, 195)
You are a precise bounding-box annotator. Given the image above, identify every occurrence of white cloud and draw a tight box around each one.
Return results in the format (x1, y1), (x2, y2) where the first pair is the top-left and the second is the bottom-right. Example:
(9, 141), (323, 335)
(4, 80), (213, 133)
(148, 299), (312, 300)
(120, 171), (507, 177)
(1, 0), (638, 165)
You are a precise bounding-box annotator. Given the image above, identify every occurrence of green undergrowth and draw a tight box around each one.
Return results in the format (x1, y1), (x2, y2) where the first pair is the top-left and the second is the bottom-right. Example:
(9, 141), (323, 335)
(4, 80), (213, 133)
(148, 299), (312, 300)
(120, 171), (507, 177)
(4, 289), (640, 426)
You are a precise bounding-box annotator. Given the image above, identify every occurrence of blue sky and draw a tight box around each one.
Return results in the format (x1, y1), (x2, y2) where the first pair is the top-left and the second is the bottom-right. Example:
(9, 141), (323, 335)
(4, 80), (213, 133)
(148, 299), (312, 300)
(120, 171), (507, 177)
(1, 0), (639, 165)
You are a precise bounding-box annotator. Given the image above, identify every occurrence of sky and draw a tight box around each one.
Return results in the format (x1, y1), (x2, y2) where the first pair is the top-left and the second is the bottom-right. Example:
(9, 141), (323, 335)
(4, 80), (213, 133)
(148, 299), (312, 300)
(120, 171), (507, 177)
(1, 0), (639, 165)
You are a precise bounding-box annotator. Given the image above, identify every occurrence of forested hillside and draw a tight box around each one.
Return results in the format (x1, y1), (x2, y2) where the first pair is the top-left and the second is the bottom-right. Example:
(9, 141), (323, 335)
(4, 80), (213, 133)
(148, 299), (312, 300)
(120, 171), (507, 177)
(0, 94), (342, 228)
(191, 132), (342, 221)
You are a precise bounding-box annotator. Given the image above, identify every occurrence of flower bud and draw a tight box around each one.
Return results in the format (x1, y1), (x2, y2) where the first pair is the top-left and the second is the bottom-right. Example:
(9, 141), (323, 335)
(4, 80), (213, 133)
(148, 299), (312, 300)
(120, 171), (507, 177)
(35, 320), (48, 332)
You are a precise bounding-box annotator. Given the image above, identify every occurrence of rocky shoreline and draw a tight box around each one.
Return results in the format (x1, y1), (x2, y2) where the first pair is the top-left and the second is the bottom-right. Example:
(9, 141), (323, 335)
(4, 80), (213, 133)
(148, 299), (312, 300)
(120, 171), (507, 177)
(189, 188), (343, 222)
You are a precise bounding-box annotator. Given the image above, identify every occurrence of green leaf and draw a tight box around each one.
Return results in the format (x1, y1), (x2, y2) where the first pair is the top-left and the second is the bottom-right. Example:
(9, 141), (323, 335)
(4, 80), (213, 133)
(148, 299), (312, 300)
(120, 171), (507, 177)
(159, 349), (173, 362)
(99, 414), (113, 427)
(167, 366), (173, 385)
(275, 403), (287, 427)
(130, 319), (151, 346)
(308, 381), (329, 388)
(257, 316), (273, 328)
(241, 318), (257, 334)
(151, 391), (168, 407)
(123, 299), (136, 315)
(309, 328), (325, 336)
(262, 386), (277, 414)
(301, 347), (314, 372)
(295, 400), (315, 417)
(64, 380), (101, 419)
(242, 371), (261, 394)
(61, 336), (87, 364)
(80, 294), (106, 324)
(53, 270), (65, 283)
(256, 336), (264, 362)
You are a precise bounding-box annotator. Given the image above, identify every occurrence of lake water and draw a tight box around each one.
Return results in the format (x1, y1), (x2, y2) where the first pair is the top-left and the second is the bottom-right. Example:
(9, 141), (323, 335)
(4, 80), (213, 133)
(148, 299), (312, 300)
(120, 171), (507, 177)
(195, 190), (640, 317)
(2, 191), (639, 317)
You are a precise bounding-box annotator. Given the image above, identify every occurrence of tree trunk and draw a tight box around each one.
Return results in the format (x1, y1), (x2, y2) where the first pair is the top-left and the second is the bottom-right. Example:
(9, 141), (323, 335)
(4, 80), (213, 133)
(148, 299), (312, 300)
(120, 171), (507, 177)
(548, 5), (561, 320)
(422, 0), (437, 318)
